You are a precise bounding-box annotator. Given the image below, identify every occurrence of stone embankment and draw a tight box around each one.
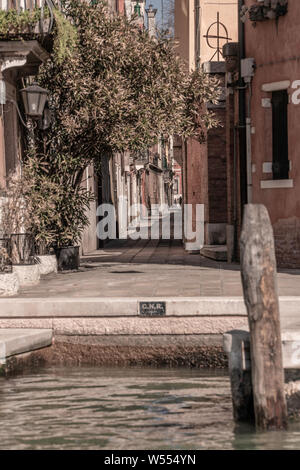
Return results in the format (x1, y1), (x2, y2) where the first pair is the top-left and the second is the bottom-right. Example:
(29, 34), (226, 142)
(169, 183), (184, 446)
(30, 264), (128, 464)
(0, 296), (252, 369)
(1, 296), (299, 370)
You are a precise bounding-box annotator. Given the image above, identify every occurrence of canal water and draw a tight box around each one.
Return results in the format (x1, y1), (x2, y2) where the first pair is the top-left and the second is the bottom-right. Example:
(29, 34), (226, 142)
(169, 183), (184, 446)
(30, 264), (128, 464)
(0, 366), (300, 450)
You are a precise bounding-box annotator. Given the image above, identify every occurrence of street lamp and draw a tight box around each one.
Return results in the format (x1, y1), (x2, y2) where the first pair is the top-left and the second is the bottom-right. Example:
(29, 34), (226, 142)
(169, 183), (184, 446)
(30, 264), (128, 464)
(20, 83), (49, 119)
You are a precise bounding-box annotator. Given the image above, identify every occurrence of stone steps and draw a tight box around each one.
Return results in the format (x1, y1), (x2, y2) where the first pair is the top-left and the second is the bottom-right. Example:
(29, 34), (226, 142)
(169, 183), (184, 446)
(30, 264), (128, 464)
(0, 296), (298, 337)
(200, 245), (228, 261)
(0, 328), (53, 364)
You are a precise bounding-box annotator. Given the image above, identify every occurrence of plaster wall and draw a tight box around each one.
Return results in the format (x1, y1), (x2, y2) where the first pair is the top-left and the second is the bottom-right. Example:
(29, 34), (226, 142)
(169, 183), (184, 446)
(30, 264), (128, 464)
(244, 0), (300, 266)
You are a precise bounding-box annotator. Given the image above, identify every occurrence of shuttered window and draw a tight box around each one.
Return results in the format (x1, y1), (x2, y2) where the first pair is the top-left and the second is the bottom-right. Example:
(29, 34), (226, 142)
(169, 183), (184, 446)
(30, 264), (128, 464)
(272, 90), (289, 180)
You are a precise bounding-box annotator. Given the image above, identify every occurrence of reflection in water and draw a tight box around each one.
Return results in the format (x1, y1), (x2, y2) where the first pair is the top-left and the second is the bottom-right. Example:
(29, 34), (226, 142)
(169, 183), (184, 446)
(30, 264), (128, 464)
(0, 367), (299, 450)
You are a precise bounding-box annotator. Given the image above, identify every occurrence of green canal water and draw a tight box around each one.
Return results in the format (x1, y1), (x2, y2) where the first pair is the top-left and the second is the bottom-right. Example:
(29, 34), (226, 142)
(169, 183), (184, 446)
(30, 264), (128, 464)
(0, 366), (300, 450)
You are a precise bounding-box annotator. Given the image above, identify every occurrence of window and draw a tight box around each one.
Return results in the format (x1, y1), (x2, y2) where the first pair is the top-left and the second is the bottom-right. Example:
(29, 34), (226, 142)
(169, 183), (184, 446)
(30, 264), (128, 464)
(271, 90), (289, 180)
(174, 178), (179, 194)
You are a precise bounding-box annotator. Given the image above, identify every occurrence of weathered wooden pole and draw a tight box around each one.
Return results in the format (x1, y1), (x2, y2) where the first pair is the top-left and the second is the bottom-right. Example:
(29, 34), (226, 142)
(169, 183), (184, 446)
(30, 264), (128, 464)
(240, 204), (288, 430)
(223, 330), (254, 423)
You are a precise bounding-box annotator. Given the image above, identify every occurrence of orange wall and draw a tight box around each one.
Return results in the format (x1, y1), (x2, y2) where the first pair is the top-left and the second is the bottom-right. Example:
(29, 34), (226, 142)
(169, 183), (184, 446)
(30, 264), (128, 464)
(199, 0), (238, 63)
(174, 0), (191, 69)
(175, 0), (238, 69)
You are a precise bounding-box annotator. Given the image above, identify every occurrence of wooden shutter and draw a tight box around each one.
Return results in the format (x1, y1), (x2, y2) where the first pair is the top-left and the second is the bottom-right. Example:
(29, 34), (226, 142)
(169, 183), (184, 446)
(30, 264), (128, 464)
(272, 90), (289, 180)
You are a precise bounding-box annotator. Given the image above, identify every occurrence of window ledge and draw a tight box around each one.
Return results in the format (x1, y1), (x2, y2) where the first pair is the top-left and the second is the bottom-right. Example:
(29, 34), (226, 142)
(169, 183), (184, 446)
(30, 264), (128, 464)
(261, 81), (290, 92)
(262, 161), (292, 173)
(260, 179), (293, 189)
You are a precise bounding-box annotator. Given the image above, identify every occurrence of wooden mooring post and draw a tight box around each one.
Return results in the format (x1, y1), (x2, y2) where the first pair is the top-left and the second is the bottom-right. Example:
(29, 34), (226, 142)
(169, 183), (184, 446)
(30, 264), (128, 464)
(239, 204), (288, 430)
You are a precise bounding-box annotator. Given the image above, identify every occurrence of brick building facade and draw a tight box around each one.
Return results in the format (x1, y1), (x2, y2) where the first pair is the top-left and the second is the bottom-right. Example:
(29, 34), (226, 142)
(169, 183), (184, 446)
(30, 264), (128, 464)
(224, 0), (300, 268)
(174, 0), (238, 253)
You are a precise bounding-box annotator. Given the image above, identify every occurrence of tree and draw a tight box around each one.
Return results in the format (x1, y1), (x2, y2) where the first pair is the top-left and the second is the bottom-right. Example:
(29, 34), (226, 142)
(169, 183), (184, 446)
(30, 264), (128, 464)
(37, 0), (219, 161)
(28, 0), (220, 247)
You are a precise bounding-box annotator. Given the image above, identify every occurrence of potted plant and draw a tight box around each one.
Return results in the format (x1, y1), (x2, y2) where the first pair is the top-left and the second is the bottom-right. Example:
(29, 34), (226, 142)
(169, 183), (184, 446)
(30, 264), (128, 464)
(4, 159), (59, 277)
(0, 238), (19, 296)
(3, 157), (92, 273)
(10, 232), (40, 286)
(19, 155), (93, 272)
(51, 182), (94, 271)
(1, 170), (40, 287)
(21, 157), (60, 276)
(35, 242), (58, 276)
(54, 245), (80, 272)
(241, 1), (288, 23)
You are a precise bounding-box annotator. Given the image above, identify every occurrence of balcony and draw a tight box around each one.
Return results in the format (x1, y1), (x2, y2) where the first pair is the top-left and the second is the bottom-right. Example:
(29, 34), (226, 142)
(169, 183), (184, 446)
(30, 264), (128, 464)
(0, 0), (57, 75)
(0, 0), (56, 41)
(134, 150), (149, 169)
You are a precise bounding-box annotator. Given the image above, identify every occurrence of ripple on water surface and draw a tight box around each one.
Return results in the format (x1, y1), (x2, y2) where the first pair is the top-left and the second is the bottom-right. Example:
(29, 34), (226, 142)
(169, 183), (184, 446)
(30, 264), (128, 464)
(0, 367), (300, 450)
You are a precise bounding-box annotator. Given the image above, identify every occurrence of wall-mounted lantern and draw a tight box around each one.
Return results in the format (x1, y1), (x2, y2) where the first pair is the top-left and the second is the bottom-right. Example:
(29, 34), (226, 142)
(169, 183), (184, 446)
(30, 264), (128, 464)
(20, 83), (48, 119)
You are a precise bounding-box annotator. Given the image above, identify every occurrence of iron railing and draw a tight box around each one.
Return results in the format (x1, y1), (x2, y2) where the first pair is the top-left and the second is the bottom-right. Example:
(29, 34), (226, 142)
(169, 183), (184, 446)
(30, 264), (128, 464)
(10, 233), (35, 265)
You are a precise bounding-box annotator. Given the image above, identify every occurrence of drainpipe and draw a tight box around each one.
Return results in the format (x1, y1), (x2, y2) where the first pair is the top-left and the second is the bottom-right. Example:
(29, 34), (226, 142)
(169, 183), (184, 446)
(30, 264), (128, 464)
(238, 0), (248, 210)
(195, 0), (201, 70)
(246, 84), (252, 203)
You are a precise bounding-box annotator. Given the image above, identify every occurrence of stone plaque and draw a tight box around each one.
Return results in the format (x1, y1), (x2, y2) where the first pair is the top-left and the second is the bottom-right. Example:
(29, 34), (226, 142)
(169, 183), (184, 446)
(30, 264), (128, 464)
(139, 301), (166, 317)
